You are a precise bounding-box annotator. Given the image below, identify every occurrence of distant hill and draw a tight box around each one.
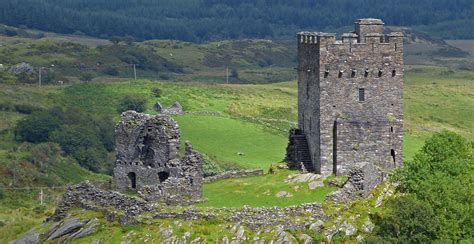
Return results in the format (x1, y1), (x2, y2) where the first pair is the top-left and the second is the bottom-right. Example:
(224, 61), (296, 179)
(0, 24), (471, 85)
(0, 0), (473, 42)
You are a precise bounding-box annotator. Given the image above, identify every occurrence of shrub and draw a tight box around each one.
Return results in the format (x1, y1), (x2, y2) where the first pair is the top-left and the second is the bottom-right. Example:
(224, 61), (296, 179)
(79, 72), (95, 81)
(202, 154), (222, 177)
(151, 87), (162, 97)
(104, 66), (119, 76)
(118, 95), (147, 113)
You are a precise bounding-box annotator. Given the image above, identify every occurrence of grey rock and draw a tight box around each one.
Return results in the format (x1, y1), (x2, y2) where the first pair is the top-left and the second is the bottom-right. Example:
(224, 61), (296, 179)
(362, 219), (374, 233)
(190, 237), (201, 243)
(275, 191), (293, 198)
(8, 63), (34, 76)
(235, 226), (245, 239)
(12, 231), (39, 244)
(298, 234), (313, 244)
(324, 226), (339, 241)
(69, 218), (99, 240)
(308, 181), (323, 190)
(160, 227), (173, 238)
(154, 102), (163, 112)
(309, 219), (324, 232)
(222, 236), (229, 244)
(285, 173), (321, 183)
(340, 222), (357, 236)
(356, 235), (364, 242)
(204, 169), (263, 183)
(47, 218), (82, 240)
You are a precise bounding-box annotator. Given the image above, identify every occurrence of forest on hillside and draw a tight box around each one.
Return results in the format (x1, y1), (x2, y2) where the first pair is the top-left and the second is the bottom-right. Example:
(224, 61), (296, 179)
(0, 0), (473, 42)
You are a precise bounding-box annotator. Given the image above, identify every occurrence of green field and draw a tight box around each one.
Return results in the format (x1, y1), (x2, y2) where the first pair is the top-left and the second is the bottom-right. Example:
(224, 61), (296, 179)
(199, 169), (336, 208)
(176, 115), (287, 169)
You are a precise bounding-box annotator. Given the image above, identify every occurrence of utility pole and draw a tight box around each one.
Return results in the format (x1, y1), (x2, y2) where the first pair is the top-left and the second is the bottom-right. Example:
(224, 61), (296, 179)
(226, 66), (229, 84)
(39, 188), (43, 205)
(133, 64), (137, 80)
(38, 67), (43, 86)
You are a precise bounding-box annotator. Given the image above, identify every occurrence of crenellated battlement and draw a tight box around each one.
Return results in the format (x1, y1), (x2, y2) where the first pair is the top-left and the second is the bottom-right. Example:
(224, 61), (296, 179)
(297, 31), (403, 46)
(298, 18), (403, 49)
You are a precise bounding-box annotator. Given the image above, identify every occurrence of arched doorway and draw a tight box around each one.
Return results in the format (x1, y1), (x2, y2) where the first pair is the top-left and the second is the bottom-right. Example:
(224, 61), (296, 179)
(158, 171), (169, 183)
(127, 172), (137, 189)
(391, 149), (396, 167)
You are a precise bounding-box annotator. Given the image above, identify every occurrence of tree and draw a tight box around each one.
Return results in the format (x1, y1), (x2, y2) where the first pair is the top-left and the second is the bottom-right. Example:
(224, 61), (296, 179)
(15, 111), (62, 143)
(374, 131), (473, 241)
(118, 95), (147, 113)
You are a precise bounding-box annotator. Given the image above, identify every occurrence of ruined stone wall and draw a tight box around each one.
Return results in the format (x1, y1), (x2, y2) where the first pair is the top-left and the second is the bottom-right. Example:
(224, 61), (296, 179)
(113, 111), (203, 201)
(297, 18), (403, 175)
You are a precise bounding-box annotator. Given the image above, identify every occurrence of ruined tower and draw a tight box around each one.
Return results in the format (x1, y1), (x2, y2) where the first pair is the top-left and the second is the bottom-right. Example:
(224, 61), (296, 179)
(287, 18), (403, 175)
(114, 111), (203, 203)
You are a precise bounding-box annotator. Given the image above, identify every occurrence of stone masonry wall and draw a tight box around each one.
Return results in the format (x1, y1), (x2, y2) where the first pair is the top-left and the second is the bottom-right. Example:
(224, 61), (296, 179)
(296, 18), (403, 175)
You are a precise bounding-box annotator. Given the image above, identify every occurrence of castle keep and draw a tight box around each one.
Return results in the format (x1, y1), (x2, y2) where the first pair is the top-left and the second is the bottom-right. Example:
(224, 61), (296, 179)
(287, 18), (403, 175)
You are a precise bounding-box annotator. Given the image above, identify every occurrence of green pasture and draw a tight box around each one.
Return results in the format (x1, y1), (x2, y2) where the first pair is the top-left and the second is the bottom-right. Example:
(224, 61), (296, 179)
(198, 169), (336, 208)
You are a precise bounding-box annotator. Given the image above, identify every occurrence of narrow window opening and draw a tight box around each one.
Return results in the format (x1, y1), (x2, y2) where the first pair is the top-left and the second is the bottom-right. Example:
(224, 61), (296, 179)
(306, 81), (310, 99)
(390, 126), (394, 133)
(338, 70), (343, 78)
(302, 114), (305, 130)
(332, 121), (337, 175)
(390, 149), (396, 167)
(358, 88), (365, 102)
(351, 69), (356, 78)
(190, 178), (194, 186)
(392, 69), (396, 76)
(127, 172), (137, 189)
(158, 171), (170, 183)
(378, 69), (383, 77)
(364, 69), (369, 77)
(324, 69), (329, 78)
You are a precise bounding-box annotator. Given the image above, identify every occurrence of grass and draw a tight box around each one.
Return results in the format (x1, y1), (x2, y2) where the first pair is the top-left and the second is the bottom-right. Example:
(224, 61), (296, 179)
(175, 115), (287, 169)
(198, 169), (337, 208)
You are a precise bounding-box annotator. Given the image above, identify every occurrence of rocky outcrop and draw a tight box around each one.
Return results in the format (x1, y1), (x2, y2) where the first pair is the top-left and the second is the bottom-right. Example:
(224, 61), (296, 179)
(8, 62), (34, 76)
(13, 231), (39, 244)
(203, 169), (263, 183)
(15, 218), (99, 244)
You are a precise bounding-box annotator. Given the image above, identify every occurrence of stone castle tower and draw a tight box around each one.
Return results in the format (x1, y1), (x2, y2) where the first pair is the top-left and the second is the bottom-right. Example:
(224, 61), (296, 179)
(286, 18), (403, 175)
